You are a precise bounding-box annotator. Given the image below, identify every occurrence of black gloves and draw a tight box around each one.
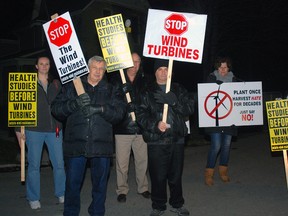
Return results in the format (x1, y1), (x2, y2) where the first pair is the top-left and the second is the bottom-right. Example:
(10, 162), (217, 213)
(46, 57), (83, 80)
(76, 93), (91, 107)
(67, 93), (104, 117)
(122, 83), (132, 93)
(154, 90), (178, 106)
(82, 105), (104, 117)
(68, 93), (91, 112)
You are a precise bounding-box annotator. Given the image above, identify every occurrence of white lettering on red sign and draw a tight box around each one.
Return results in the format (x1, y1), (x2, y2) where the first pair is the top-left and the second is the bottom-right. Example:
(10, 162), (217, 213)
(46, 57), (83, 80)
(49, 24), (70, 41)
(165, 20), (187, 31)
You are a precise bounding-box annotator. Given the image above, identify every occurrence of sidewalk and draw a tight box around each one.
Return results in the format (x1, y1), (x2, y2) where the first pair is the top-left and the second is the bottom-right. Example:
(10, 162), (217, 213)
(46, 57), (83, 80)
(1, 130), (288, 216)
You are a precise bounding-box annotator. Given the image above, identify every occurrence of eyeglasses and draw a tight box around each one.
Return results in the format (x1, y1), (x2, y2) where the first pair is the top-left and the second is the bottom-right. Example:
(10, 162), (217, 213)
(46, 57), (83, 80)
(90, 67), (106, 72)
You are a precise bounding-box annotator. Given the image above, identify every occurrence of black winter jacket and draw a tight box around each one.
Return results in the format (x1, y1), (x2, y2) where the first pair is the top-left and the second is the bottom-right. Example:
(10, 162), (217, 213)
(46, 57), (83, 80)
(26, 79), (62, 132)
(137, 82), (194, 144)
(51, 76), (126, 157)
(110, 71), (149, 135)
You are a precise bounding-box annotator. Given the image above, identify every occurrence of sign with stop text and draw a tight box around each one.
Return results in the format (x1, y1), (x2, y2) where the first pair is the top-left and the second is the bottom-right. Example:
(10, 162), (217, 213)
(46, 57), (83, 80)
(94, 14), (133, 73)
(198, 82), (263, 127)
(266, 99), (288, 152)
(43, 12), (88, 84)
(8, 73), (37, 127)
(143, 9), (207, 63)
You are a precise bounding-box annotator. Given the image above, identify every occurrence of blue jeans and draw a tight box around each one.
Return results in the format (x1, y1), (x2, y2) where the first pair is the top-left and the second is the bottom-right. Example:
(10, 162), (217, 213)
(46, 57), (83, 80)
(64, 156), (110, 216)
(25, 130), (65, 201)
(206, 133), (232, 168)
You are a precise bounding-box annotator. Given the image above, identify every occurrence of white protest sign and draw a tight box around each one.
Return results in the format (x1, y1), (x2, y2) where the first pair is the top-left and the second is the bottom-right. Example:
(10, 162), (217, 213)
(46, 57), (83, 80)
(43, 12), (88, 84)
(143, 9), (207, 63)
(198, 82), (263, 127)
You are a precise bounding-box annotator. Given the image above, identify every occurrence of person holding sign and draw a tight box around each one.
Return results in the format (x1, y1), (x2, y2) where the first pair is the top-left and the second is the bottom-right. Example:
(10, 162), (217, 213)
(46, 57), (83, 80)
(137, 59), (194, 216)
(25, 56), (65, 209)
(110, 52), (151, 203)
(51, 56), (126, 216)
(204, 56), (241, 186)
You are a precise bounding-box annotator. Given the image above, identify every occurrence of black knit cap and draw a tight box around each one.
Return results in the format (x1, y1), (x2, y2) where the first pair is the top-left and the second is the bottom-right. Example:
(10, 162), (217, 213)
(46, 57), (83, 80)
(154, 59), (169, 72)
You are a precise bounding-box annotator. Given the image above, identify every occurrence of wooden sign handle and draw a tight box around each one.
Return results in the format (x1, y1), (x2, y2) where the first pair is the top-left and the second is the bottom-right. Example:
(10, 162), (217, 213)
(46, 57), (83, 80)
(73, 77), (85, 95)
(51, 13), (59, 20)
(283, 150), (288, 190)
(20, 126), (25, 183)
(162, 58), (174, 123)
(119, 69), (136, 121)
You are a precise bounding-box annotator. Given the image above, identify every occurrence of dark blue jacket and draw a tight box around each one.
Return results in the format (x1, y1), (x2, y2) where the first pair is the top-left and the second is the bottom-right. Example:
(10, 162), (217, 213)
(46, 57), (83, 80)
(51, 76), (126, 157)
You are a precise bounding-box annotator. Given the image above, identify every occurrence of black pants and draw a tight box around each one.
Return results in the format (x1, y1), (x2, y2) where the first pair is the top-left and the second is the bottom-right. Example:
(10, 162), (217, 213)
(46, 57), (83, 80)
(148, 143), (185, 211)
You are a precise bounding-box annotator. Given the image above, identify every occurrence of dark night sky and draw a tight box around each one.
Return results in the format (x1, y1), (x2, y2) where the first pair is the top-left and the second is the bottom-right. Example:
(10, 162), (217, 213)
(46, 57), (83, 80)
(1, 0), (288, 93)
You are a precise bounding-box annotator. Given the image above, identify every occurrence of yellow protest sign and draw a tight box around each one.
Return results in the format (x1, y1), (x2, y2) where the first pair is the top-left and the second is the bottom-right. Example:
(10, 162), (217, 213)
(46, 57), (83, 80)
(94, 14), (133, 72)
(8, 73), (37, 127)
(266, 99), (288, 152)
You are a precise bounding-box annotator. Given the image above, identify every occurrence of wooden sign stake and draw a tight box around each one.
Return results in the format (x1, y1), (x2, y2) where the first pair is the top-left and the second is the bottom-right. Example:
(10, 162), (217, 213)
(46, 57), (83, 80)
(119, 69), (136, 121)
(20, 126), (25, 183)
(283, 150), (288, 189)
(162, 58), (173, 123)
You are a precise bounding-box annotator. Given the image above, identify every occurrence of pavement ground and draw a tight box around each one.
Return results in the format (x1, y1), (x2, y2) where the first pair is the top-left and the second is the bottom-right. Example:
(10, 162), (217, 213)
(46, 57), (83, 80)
(1, 130), (288, 216)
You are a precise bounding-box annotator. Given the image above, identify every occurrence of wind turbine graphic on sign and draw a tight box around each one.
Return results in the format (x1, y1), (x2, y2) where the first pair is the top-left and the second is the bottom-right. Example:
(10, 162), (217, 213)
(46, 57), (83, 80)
(213, 82), (227, 126)
(205, 81), (233, 127)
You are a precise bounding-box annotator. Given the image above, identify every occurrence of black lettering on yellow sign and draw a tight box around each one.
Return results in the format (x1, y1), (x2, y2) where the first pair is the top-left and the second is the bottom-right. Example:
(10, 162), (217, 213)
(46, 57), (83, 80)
(267, 100), (288, 109)
(9, 111), (36, 119)
(9, 73), (37, 82)
(8, 72), (37, 127)
(266, 99), (288, 151)
(95, 14), (124, 37)
(13, 103), (33, 110)
(271, 136), (288, 144)
(9, 82), (36, 90)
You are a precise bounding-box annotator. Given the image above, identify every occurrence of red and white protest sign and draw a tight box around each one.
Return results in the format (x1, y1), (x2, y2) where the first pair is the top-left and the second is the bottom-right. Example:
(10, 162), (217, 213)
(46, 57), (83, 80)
(164, 13), (188, 36)
(43, 12), (88, 84)
(143, 9), (207, 63)
(47, 17), (72, 47)
(198, 82), (264, 127)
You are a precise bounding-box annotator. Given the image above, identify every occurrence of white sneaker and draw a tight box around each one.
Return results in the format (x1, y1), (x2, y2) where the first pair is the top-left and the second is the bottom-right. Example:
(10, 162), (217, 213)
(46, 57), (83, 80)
(29, 200), (41, 209)
(58, 196), (65, 204)
(170, 206), (190, 215)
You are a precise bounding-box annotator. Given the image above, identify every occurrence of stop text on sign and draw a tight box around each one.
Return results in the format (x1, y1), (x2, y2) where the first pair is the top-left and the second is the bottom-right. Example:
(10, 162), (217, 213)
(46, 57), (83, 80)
(48, 17), (72, 47)
(164, 13), (188, 36)
(50, 24), (69, 40)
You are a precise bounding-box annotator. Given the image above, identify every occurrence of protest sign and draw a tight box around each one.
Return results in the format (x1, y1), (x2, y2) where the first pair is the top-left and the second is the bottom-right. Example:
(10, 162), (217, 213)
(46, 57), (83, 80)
(143, 9), (207, 63)
(94, 14), (133, 73)
(8, 73), (37, 127)
(43, 12), (88, 84)
(8, 72), (37, 182)
(266, 99), (288, 152)
(198, 82), (263, 127)
(95, 14), (135, 120)
(266, 99), (288, 189)
(143, 9), (207, 122)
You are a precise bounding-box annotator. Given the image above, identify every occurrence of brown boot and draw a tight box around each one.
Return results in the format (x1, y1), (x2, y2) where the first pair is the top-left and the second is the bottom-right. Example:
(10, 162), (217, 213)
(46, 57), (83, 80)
(219, 165), (230, 182)
(205, 168), (214, 186)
